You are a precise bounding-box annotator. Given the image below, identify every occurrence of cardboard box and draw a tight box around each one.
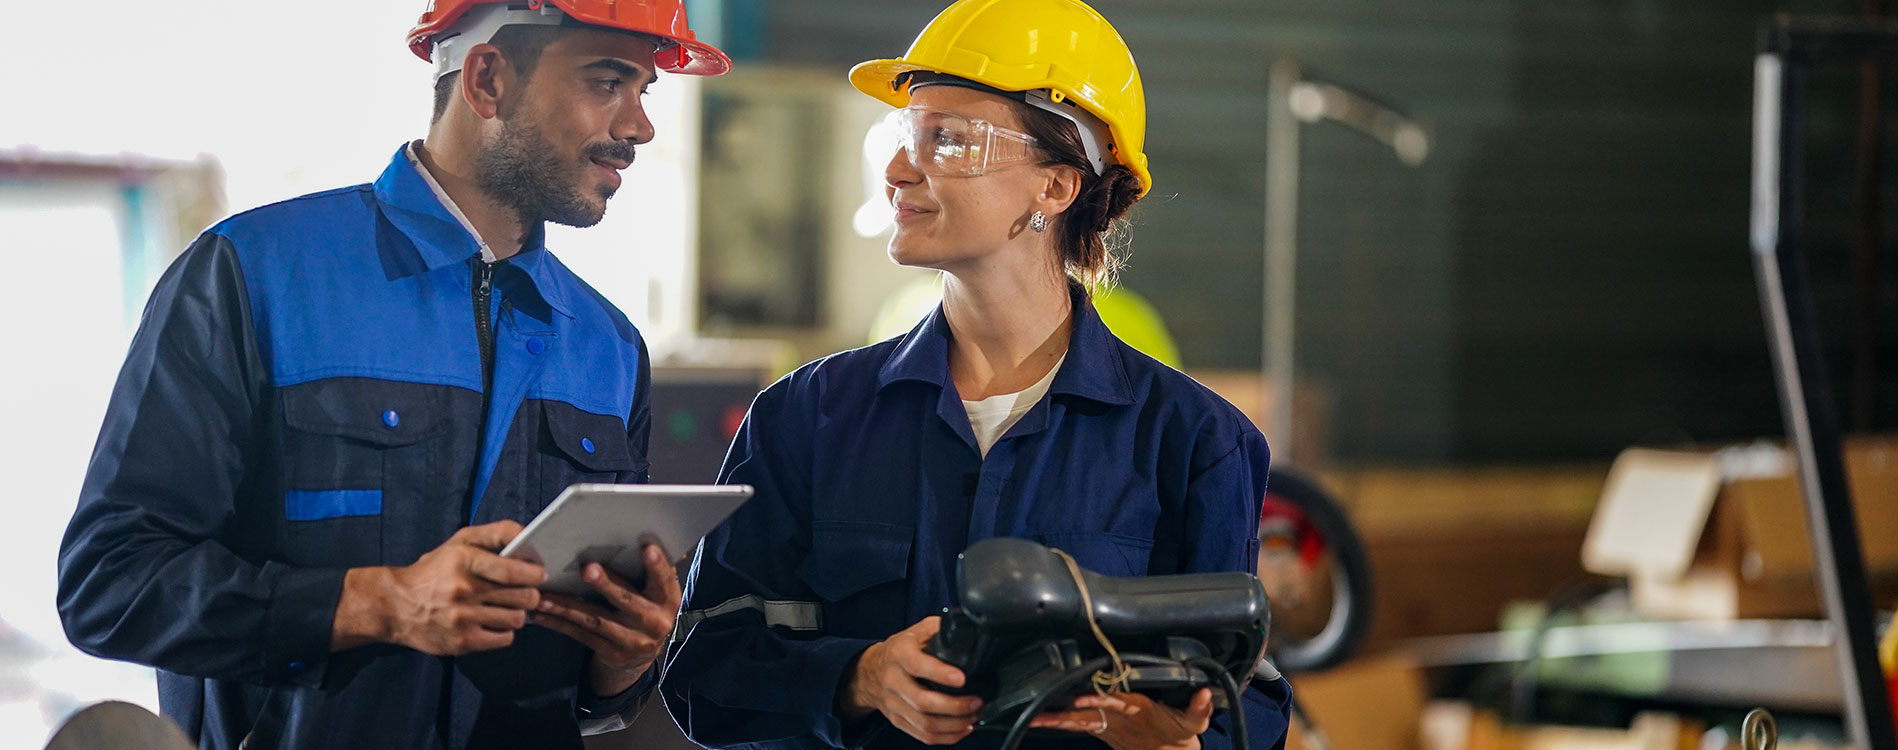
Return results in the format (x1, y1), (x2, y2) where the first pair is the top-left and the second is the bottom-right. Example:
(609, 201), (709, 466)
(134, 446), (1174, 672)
(1420, 704), (1701, 750)
(1582, 436), (1898, 620)
(1333, 466), (1608, 646)
(1287, 652), (1429, 750)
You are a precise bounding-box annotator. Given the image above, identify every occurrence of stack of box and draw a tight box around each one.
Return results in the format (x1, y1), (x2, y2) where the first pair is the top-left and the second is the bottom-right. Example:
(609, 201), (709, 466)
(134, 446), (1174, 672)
(1581, 436), (1898, 620)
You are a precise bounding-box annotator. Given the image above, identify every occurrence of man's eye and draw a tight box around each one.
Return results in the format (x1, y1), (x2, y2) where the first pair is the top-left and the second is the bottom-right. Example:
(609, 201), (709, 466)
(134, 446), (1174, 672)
(595, 79), (624, 94)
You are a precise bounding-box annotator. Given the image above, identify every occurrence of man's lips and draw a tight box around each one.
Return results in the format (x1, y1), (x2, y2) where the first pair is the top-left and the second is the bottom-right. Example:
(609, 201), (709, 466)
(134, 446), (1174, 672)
(592, 157), (627, 189)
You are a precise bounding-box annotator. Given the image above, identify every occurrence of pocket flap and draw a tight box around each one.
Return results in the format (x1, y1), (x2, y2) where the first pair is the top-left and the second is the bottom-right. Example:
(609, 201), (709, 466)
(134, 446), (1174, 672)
(282, 379), (443, 447)
(799, 521), (912, 602)
(542, 402), (640, 473)
(1026, 531), (1155, 577)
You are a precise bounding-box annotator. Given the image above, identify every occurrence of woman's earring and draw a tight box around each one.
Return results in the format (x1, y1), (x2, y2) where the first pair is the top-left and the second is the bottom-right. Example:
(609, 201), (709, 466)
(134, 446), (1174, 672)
(1030, 210), (1048, 232)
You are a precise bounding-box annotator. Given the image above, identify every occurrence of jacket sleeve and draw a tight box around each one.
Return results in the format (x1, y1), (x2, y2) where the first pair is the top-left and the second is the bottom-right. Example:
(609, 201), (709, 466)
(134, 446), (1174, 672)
(56, 232), (345, 688)
(577, 333), (661, 733)
(1177, 429), (1292, 750)
(660, 378), (877, 750)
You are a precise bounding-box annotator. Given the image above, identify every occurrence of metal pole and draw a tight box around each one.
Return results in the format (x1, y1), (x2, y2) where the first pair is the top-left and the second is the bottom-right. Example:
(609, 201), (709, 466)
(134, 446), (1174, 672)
(1265, 60), (1301, 462)
(1750, 47), (1898, 750)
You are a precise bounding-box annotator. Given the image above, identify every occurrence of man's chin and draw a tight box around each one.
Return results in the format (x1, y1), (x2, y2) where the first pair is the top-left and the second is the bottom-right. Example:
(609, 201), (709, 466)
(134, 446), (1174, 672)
(541, 192), (610, 229)
(547, 210), (606, 229)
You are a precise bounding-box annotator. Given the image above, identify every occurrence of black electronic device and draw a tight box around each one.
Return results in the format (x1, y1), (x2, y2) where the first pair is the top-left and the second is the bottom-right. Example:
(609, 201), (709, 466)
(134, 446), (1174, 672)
(922, 538), (1270, 750)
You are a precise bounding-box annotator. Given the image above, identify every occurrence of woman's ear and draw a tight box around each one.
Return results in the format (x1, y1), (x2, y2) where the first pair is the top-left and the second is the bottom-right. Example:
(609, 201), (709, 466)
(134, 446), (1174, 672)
(1037, 165), (1085, 217)
(459, 44), (516, 121)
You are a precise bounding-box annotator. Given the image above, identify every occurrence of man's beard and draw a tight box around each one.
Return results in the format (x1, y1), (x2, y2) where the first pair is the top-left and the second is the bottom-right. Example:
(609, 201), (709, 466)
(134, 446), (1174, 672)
(473, 115), (636, 230)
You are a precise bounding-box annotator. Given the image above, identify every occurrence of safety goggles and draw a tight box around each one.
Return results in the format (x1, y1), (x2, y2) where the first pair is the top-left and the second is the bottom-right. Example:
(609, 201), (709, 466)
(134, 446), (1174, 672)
(879, 106), (1042, 177)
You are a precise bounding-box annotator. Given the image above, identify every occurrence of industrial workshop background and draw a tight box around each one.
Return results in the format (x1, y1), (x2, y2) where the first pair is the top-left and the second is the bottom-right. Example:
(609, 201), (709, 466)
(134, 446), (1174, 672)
(6, 0), (1898, 748)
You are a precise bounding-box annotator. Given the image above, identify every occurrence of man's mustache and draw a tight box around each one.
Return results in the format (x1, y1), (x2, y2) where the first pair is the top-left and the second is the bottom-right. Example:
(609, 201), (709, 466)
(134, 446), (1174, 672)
(586, 141), (638, 165)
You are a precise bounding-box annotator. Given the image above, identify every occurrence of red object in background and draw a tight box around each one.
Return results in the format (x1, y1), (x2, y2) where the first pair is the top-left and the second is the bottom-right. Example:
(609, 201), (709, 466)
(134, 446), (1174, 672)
(1259, 493), (1326, 567)
(721, 404), (748, 444)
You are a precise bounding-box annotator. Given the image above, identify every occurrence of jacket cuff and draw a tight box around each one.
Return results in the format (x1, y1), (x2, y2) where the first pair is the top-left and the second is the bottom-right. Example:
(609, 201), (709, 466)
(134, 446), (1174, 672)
(262, 562), (347, 688)
(578, 663), (659, 734)
(807, 637), (878, 748)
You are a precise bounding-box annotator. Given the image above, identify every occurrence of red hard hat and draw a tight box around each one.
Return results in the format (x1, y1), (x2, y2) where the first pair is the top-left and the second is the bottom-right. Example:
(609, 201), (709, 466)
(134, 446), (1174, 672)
(408, 0), (730, 77)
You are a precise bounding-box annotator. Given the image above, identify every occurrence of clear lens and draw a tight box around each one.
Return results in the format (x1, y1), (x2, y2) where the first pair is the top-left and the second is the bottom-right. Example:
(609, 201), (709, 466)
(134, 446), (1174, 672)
(884, 107), (1037, 177)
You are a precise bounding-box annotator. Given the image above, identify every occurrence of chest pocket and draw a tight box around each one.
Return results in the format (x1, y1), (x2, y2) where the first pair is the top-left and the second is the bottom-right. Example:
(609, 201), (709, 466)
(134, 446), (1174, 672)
(537, 401), (644, 513)
(279, 379), (445, 566)
(797, 521), (912, 639)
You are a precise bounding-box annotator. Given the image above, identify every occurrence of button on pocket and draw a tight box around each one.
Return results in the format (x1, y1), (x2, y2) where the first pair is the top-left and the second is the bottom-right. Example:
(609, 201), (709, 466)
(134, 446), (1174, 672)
(538, 401), (645, 513)
(281, 380), (444, 493)
(278, 379), (446, 567)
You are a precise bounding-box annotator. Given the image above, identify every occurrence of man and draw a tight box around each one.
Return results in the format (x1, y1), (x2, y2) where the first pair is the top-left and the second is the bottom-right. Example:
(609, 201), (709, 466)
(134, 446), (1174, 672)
(55, 2), (729, 747)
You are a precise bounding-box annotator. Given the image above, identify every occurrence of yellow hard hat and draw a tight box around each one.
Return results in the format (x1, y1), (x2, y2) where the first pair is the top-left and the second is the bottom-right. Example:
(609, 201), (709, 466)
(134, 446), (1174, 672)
(849, 0), (1152, 196)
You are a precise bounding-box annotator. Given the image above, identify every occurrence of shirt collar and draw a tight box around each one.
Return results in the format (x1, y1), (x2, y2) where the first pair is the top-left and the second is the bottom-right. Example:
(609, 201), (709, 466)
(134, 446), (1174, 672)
(373, 142), (570, 318)
(876, 282), (1136, 407)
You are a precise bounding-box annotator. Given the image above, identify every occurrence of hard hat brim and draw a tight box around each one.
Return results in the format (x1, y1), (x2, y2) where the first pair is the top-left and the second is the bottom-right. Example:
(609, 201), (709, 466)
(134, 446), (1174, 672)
(847, 59), (931, 109)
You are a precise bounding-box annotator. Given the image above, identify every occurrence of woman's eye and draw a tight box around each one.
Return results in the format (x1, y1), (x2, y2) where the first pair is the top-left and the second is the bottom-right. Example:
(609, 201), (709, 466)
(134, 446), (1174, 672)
(932, 130), (968, 156)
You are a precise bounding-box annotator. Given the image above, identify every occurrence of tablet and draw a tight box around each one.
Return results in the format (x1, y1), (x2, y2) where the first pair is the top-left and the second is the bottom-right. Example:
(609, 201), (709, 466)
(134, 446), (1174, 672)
(500, 483), (752, 597)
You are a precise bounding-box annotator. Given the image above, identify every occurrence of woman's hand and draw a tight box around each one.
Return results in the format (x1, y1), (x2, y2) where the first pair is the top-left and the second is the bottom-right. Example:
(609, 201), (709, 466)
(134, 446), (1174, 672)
(1030, 687), (1213, 750)
(838, 616), (984, 745)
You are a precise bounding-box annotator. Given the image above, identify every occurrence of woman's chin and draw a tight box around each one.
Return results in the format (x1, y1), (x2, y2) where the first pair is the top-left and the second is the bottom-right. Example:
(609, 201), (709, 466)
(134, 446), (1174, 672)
(887, 242), (941, 270)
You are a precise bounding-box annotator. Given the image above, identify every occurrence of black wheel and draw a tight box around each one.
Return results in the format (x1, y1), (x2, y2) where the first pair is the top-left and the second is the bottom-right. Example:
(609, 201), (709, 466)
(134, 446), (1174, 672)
(1258, 465), (1373, 673)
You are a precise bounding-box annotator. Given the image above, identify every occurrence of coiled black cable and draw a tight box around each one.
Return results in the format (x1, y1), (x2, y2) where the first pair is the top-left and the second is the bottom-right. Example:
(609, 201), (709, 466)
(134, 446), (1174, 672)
(1187, 656), (1250, 750)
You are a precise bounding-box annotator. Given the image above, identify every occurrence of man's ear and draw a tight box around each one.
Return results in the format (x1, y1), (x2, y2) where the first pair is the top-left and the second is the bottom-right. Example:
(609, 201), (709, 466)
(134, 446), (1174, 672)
(459, 43), (516, 120)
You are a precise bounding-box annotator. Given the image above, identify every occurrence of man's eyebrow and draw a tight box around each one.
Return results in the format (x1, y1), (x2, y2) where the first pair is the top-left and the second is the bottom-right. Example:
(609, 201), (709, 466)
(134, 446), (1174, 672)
(581, 58), (654, 86)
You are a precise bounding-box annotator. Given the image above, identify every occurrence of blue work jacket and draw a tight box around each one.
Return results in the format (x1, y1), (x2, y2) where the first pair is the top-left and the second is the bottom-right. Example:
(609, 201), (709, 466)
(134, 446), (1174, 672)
(57, 145), (655, 750)
(661, 285), (1292, 750)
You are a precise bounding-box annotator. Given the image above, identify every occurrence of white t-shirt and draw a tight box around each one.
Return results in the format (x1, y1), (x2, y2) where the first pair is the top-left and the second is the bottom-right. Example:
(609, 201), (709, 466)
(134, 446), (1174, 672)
(963, 355), (1065, 458)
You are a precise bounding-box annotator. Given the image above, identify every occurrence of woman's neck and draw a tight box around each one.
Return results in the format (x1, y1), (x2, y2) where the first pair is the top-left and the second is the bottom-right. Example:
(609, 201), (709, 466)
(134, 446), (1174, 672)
(941, 264), (1073, 401)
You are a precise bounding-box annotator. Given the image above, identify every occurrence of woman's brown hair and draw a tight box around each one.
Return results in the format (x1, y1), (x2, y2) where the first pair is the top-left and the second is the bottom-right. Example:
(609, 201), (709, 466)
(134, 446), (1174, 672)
(1010, 101), (1144, 290)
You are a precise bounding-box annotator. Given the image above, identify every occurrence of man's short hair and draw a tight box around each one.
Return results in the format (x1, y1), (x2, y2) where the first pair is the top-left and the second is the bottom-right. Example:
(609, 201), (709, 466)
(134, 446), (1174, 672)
(430, 23), (563, 123)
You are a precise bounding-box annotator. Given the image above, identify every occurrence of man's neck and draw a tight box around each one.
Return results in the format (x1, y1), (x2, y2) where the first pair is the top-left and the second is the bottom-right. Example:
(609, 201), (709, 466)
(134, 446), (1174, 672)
(411, 138), (527, 261)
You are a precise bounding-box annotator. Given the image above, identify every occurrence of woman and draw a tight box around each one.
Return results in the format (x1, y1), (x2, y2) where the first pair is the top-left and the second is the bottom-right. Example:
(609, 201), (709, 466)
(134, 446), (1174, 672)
(661, 1), (1290, 748)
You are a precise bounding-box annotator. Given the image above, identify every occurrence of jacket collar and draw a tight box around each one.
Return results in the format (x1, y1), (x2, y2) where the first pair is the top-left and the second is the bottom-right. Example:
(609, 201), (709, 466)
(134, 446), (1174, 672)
(373, 143), (570, 318)
(876, 281), (1136, 407)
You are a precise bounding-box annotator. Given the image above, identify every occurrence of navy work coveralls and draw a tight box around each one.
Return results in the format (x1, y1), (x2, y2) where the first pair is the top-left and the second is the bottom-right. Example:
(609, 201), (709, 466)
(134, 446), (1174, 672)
(57, 145), (655, 750)
(662, 286), (1293, 750)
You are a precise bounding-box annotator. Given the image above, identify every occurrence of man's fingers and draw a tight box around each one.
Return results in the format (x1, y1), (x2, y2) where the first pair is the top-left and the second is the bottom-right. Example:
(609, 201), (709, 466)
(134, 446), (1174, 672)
(580, 564), (675, 637)
(465, 604), (529, 632)
(537, 593), (618, 634)
(537, 594), (663, 655)
(528, 612), (614, 654)
(478, 585), (541, 611)
(456, 626), (517, 654)
(641, 544), (684, 609)
(469, 551), (547, 587)
(455, 520), (525, 550)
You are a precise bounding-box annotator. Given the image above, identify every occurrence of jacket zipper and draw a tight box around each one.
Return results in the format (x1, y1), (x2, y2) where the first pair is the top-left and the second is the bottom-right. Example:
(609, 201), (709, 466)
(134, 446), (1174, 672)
(471, 257), (495, 521)
(474, 258), (495, 398)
